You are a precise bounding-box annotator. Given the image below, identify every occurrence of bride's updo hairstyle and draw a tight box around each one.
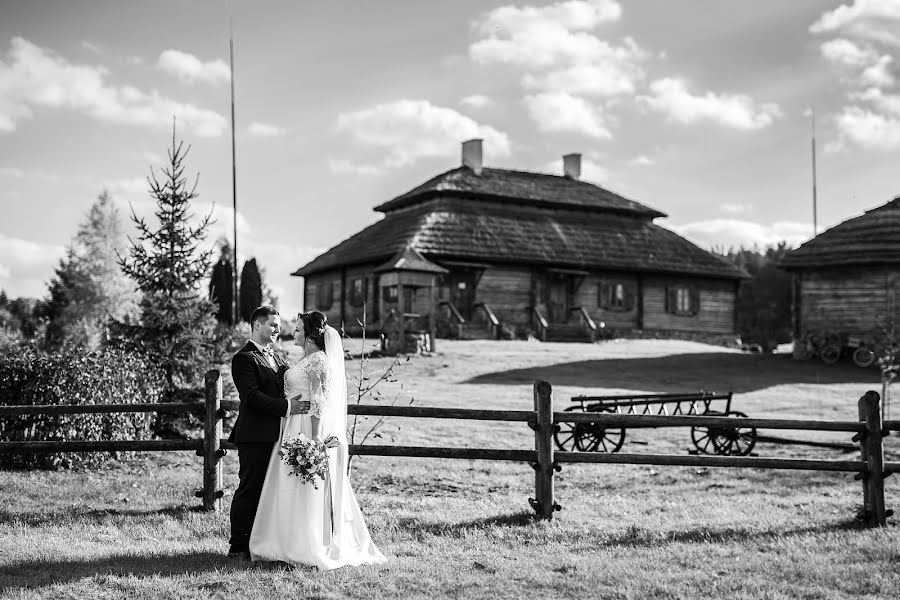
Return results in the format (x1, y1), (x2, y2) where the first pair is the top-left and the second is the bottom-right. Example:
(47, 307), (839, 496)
(299, 311), (328, 352)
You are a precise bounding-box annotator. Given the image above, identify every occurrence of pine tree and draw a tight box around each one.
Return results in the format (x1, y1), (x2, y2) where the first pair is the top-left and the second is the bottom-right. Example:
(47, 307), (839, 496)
(209, 238), (234, 325)
(114, 125), (223, 390)
(0, 289), (7, 308)
(239, 258), (263, 322)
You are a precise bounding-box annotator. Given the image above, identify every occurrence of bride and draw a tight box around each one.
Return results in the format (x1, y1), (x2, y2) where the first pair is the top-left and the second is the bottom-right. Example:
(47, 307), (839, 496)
(249, 311), (386, 570)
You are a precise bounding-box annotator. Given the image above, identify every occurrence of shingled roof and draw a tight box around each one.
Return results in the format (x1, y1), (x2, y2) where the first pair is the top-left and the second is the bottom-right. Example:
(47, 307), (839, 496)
(294, 197), (747, 280)
(780, 196), (900, 270)
(374, 166), (667, 218)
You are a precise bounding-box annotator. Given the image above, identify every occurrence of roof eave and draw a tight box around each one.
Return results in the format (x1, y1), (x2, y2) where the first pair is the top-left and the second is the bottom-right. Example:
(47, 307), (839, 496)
(375, 190), (667, 219)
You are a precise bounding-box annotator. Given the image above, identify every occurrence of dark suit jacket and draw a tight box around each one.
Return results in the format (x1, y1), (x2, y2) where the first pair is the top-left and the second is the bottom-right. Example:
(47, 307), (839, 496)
(229, 341), (289, 444)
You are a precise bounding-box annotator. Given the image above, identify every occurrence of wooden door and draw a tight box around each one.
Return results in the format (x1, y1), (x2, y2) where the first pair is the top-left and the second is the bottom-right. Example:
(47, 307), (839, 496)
(548, 276), (569, 323)
(449, 270), (477, 320)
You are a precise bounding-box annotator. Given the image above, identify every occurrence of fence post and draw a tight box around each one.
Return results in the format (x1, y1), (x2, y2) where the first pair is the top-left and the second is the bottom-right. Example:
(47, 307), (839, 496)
(856, 396), (871, 520)
(859, 391), (887, 527)
(531, 380), (557, 520)
(202, 370), (224, 512)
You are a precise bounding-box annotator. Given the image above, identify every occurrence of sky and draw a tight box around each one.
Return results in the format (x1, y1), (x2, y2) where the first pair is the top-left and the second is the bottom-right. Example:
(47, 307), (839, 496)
(1, 0), (900, 317)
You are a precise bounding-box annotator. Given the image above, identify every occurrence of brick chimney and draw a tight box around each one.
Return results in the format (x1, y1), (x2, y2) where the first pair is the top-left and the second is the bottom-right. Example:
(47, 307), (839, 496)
(462, 139), (483, 175)
(563, 153), (581, 179)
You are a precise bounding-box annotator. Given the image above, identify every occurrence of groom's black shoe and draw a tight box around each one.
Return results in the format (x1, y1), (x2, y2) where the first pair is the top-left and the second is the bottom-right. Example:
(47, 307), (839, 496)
(227, 550), (251, 562)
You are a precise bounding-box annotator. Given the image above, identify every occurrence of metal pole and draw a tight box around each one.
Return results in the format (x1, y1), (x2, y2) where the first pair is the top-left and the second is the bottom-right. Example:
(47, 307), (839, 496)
(229, 21), (239, 323)
(811, 108), (818, 238)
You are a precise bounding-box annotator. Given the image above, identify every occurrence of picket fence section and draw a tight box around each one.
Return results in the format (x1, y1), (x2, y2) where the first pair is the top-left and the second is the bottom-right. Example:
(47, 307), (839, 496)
(0, 369), (896, 527)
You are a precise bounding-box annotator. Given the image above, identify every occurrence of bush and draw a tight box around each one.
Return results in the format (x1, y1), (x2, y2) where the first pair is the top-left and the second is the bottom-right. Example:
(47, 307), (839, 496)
(0, 344), (167, 470)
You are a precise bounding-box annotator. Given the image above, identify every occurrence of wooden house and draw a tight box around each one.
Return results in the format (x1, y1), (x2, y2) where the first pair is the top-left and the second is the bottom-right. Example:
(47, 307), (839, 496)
(780, 196), (900, 357)
(293, 140), (748, 344)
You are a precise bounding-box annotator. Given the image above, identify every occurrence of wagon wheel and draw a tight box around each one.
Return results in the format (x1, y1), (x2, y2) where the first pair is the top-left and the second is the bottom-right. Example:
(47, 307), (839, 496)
(554, 406), (583, 451)
(852, 347), (875, 368)
(820, 344), (841, 365)
(573, 406), (626, 453)
(691, 411), (757, 456)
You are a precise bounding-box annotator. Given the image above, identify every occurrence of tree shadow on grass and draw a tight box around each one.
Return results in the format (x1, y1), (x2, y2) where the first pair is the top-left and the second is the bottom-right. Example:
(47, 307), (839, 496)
(0, 550), (252, 590)
(396, 510), (868, 548)
(602, 519), (867, 549)
(464, 352), (880, 394)
(397, 510), (538, 537)
(0, 505), (203, 527)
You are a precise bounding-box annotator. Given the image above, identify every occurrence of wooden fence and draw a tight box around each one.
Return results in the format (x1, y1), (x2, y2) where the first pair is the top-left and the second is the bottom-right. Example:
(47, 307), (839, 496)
(0, 370), (897, 527)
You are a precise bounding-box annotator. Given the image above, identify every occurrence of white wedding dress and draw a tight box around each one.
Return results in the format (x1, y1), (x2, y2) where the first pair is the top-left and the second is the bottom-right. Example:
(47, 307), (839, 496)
(249, 327), (387, 570)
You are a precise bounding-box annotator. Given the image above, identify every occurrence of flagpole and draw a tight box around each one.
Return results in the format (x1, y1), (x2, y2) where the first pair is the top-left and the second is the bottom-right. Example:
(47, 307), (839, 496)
(229, 15), (239, 323)
(811, 107), (818, 238)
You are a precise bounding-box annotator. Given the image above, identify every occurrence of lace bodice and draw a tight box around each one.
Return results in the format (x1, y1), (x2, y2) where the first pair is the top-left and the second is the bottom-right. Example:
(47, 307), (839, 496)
(284, 351), (329, 418)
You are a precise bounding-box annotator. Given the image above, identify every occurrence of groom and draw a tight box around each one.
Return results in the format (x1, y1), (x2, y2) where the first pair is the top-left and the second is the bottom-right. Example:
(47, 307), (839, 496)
(228, 305), (310, 560)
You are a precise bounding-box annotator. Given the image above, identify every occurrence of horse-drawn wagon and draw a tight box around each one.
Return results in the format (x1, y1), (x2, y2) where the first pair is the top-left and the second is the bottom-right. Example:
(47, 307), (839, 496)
(554, 391), (758, 456)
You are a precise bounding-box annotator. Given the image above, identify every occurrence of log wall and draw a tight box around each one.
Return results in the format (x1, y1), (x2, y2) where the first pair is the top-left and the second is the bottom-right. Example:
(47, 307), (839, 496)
(797, 266), (899, 338)
(642, 276), (736, 334)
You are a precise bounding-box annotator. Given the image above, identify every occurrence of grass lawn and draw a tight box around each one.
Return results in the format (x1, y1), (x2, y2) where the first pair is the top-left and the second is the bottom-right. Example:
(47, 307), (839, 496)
(1, 339), (899, 599)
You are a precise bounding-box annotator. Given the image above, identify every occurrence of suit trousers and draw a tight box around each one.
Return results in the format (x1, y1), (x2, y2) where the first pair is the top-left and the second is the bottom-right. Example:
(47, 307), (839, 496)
(229, 442), (275, 553)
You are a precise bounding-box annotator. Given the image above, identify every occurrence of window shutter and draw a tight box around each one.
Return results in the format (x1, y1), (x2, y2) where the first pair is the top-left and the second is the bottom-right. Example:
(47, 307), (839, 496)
(690, 286), (700, 316)
(624, 283), (636, 311)
(666, 285), (676, 314)
(598, 280), (607, 309)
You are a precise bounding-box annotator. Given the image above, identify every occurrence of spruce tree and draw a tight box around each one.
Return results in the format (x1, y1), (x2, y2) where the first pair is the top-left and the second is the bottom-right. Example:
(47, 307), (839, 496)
(0, 289), (7, 308)
(239, 258), (263, 322)
(209, 238), (234, 325)
(41, 248), (86, 345)
(115, 126), (223, 390)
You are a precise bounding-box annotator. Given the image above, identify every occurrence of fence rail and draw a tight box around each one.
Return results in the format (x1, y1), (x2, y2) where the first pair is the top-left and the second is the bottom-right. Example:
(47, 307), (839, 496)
(0, 370), (895, 527)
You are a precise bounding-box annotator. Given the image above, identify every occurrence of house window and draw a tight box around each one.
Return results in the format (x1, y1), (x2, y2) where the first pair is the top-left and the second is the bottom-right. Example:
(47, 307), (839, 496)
(666, 285), (699, 316)
(382, 285), (398, 303)
(316, 281), (334, 310)
(599, 280), (634, 312)
(403, 287), (415, 310)
(350, 277), (367, 307)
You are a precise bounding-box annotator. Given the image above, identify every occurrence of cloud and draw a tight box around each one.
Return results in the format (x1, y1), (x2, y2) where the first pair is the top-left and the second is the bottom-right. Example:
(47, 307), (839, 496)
(81, 41), (102, 55)
(327, 159), (382, 176)
(860, 54), (896, 87)
(720, 203), (751, 215)
(522, 58), (643, 97)
(834, 105), (900, 149)
(629, 155), (654, 166)
(668, 219), (811, 251)
(820, 38), (896, 87)
(247, 121), (287, 137)
(143, 151), (163, 164)
(0, 166), (58, 181)
(334, 99), (511, 168)
(157, 49), (230, 85)
(820, 38), (876, 66)
(0, 233), (65, 292)
(853, 86), (900, 115)
(469, 0), (623, 67)
(459, 94), (494, 110)
(524, 92), (611, 138)
(640, 78), (782, 130)
(0, 37), (226, 137)
(810, 0), (900, 34)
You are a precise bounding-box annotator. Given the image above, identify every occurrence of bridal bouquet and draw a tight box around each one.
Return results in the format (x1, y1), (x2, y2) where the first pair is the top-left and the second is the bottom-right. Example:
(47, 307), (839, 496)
(279, 433), (329, 488)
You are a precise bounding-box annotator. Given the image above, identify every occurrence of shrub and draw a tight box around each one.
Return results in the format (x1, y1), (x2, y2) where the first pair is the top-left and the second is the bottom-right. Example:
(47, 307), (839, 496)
(0, 344), (167, 470)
